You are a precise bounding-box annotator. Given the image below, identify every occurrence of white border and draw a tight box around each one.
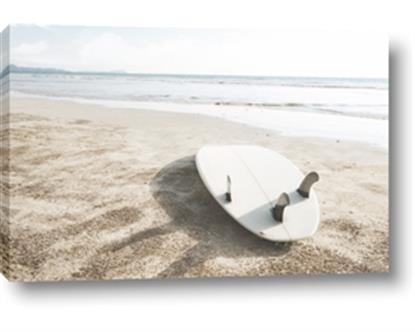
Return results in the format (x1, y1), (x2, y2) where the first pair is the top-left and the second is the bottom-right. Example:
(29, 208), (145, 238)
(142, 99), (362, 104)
(1, 1), (414, 331)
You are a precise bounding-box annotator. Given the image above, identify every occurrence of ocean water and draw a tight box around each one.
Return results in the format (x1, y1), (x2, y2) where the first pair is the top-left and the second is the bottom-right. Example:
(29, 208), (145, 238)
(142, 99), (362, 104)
(10, 73), (389, 148)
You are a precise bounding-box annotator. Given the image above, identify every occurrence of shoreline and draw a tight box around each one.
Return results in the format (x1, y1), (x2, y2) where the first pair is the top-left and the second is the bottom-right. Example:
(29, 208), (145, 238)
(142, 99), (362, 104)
(11, 94), (388, 150)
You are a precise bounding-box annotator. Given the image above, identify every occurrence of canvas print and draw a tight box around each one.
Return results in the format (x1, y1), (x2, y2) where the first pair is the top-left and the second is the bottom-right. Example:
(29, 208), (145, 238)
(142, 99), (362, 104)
(0, 25), (388, 282)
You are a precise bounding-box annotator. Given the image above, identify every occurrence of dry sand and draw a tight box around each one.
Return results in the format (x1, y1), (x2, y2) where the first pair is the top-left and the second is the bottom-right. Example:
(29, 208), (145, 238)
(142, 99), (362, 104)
(4, 97), (388, 281)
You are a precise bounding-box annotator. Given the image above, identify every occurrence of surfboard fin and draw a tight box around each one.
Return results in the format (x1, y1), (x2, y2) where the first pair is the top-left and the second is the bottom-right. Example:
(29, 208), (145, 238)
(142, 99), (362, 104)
(272, 192), (290, 223)
(225, 175), (232, 202)
(297, 171), (319, 198)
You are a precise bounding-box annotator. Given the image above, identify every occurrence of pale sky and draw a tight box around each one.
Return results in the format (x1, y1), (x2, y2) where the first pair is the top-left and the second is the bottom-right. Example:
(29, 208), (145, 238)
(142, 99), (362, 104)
(9, 25), (388, 78)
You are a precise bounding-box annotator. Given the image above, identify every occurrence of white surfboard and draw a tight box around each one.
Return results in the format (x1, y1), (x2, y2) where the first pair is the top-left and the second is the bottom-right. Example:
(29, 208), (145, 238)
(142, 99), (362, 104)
(195, 145), (320, 242)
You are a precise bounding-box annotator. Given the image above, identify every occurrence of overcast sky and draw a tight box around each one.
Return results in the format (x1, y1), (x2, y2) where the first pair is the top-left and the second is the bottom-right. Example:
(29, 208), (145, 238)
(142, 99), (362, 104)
(9, 25), (388, 78)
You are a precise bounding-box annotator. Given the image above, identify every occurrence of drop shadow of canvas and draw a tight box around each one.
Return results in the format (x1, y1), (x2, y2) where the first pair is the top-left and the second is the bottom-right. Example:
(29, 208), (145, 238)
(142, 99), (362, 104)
(149, 155), (292, 278)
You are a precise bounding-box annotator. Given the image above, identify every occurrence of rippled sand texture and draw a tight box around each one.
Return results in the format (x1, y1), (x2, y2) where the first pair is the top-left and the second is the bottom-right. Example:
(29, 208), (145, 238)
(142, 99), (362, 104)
(6, 98), (388, 281)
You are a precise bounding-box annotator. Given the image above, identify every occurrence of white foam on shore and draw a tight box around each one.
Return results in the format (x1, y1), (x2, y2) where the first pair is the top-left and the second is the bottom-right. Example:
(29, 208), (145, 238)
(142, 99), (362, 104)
(13, 92), (388, 149)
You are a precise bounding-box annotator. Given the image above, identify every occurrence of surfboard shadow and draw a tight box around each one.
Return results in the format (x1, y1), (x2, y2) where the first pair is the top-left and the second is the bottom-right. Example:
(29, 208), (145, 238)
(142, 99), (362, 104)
(150, 155), (292, 278)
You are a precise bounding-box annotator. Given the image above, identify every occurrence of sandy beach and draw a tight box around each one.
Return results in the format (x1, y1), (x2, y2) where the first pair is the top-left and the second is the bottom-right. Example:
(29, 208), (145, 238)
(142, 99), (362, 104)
(5, 96), (388, 281)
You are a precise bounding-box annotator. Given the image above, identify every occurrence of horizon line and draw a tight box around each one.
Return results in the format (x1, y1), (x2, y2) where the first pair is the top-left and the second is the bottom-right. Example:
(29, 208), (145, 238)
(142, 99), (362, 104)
(5, 64), (389, 81)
